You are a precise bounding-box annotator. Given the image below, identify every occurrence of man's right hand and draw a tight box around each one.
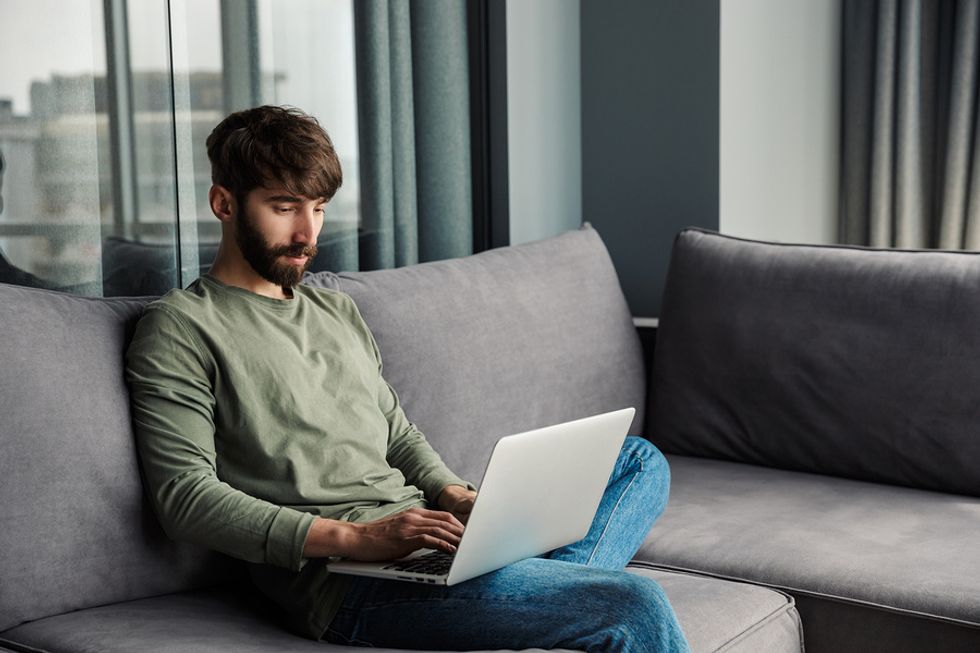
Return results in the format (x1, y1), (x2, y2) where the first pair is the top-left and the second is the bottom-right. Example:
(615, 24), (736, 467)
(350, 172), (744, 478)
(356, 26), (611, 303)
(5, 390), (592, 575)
(303, 508), (464, 561)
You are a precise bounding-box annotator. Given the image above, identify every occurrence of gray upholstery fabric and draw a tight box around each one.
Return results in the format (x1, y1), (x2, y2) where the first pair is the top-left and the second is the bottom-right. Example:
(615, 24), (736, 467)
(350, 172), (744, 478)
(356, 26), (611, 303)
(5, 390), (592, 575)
(639, 455), (980, 634)
(635, 567), (802, 653)
(651, 228), (980, 497)
(305, 223), (646, 485)
(0, 567), (802, 653)
(0, 284), (237, 632)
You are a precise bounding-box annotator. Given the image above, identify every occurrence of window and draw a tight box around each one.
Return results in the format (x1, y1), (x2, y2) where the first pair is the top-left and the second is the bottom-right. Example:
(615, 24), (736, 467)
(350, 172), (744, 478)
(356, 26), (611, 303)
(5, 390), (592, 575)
(0, 0), (359, 296)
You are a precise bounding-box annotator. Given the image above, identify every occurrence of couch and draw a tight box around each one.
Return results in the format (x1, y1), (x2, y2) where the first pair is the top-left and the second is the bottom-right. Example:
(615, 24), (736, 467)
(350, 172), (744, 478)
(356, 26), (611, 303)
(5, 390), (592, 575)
(0, 222), (968, 651)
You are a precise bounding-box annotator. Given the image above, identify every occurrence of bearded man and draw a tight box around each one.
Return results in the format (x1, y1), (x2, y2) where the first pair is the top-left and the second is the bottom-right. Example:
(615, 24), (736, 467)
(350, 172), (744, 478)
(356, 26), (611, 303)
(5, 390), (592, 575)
(124, 105), (689, 652)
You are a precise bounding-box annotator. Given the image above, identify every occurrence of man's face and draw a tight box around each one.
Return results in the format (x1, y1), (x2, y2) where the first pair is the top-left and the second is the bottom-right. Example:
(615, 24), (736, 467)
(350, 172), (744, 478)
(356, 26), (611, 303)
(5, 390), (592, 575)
(235, 187), (324, 289)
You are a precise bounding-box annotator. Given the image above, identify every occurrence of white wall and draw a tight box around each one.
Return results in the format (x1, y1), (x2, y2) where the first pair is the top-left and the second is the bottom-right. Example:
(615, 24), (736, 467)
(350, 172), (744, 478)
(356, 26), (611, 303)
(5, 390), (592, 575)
(720, 0), (840, 244)
(506, 0), (582, 245)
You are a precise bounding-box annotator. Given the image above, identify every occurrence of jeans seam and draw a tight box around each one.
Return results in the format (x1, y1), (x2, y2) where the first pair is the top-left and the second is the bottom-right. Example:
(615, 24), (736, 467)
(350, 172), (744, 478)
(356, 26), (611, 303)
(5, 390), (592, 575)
(586, 453), (644, 566)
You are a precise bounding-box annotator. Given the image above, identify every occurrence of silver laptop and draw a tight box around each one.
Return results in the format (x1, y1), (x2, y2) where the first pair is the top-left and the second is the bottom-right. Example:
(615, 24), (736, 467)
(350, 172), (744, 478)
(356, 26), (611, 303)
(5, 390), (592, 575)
(326, 407), (635, 586)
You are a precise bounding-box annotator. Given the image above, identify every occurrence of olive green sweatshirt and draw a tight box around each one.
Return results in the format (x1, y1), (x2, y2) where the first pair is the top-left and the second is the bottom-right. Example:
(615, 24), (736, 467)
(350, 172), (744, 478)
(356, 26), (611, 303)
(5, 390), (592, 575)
(125, 274), (472, 638)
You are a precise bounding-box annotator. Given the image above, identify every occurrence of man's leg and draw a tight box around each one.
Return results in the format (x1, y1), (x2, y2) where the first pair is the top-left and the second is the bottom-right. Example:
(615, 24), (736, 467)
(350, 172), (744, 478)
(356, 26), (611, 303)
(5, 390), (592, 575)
(545, 436), (670, 570)
(324, 557), (690, 652)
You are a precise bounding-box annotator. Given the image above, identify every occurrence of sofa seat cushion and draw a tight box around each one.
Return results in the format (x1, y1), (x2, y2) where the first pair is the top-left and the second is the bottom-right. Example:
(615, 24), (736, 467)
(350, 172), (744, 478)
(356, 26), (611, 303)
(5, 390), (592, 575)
(0, 567), (801, 653)
(640, 455), (980, 631)
(636, 566), (801, 652)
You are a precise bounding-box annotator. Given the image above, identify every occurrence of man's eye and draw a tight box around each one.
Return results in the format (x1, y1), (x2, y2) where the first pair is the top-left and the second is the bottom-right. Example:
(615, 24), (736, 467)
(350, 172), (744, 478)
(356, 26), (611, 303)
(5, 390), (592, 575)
(315, 206), (325, 214)
(275, 206), (292, 213)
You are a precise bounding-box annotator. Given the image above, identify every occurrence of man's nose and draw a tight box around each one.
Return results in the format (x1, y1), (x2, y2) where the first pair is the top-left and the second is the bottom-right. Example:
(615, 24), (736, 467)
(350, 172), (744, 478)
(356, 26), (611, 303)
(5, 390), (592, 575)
(293, 207), (321, 244)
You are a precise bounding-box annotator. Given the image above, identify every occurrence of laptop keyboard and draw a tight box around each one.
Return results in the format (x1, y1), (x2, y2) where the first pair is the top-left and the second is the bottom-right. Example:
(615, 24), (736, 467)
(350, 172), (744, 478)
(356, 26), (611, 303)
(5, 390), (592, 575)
(382, 550), (455, 576)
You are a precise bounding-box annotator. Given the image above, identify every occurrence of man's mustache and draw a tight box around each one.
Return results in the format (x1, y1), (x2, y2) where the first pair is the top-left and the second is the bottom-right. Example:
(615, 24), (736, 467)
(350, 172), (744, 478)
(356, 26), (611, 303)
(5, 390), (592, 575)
(272, 244), (318, 258)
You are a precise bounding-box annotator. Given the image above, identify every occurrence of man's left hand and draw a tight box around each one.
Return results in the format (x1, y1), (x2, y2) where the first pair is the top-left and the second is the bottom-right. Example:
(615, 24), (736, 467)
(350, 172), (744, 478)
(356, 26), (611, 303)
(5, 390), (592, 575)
(437, 484), (478, 525)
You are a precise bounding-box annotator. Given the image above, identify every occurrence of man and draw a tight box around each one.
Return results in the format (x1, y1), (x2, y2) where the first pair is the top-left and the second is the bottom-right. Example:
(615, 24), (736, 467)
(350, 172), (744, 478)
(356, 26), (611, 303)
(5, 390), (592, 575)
(125, 105), (690, 652)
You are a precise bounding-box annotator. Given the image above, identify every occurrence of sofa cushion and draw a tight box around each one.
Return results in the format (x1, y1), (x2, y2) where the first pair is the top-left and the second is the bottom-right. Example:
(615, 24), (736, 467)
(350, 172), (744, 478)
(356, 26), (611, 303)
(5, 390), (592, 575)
(651, 228), (980, 496)
(0, 567), (802, 653)
(640, 567), (802, 653)
(0, 284), (237, 632)
(304, 223), (646, 484)
(639, 455), (980, 645)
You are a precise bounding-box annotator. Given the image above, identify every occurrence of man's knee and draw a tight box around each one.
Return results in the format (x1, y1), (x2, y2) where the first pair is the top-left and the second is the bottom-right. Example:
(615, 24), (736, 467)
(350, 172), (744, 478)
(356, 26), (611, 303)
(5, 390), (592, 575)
(624, 436), (667, 468)
(579, 572), (683, 652)
(602, 570), (672, 615)
(502, 561), (686, 652)
(624, 437), (670, 489)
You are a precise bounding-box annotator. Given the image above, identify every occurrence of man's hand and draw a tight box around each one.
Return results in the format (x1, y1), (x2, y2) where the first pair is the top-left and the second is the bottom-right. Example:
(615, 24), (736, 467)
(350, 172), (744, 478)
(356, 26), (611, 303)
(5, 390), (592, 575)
(303, 508), (464, 561)
(437, 484), (478, 525)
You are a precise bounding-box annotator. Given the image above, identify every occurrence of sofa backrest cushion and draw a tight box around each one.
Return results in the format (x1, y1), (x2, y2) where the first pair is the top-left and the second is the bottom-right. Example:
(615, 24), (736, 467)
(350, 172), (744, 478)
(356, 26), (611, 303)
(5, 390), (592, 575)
(650, 229), (980, 497)
(0, 285), (236, 632)
(304, 223), (646, 484)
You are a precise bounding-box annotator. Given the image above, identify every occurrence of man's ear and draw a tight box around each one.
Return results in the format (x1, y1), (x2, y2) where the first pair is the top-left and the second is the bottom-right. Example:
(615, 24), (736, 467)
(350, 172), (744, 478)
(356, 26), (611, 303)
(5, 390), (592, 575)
(209, 185), (236, 223)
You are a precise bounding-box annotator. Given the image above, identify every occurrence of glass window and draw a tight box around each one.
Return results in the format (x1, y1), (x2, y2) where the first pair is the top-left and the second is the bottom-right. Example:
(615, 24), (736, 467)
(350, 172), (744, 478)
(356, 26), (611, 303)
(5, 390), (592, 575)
(0, 0), (359, 296)
(0, 0), (109, 294)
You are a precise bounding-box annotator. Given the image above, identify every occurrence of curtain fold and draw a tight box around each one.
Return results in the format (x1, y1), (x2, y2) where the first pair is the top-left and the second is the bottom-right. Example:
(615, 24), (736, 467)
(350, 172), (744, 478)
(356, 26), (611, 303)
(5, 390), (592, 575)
(841, 0), (980, 249)
(350, 0), (473, 272)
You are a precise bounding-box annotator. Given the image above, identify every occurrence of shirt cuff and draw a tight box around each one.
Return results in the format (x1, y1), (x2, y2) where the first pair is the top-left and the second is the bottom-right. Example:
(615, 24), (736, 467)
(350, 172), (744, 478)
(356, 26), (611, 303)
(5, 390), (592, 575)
(265, 507), (316, 572)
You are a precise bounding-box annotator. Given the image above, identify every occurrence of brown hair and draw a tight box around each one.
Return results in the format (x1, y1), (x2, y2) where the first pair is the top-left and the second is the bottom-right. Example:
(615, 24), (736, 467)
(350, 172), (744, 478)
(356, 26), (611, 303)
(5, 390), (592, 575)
(205, 105), (342, 208)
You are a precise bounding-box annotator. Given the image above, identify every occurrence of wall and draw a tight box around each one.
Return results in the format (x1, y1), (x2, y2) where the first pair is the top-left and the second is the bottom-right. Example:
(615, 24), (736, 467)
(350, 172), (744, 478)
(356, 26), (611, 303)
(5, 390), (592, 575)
(581, 0), (720, 317)
(719, 0), (841, 244)
(505, 0), (582, 246)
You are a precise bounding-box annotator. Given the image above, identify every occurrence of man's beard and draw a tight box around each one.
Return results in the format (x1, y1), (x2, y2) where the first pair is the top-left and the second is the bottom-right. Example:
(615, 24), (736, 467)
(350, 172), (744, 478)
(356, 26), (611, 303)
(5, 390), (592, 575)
(235, 207), (318, 290)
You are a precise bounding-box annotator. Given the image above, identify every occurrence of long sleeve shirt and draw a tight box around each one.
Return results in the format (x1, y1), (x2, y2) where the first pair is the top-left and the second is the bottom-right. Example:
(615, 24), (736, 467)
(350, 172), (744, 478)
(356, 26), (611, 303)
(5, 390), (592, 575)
(125, 274), (472, 638)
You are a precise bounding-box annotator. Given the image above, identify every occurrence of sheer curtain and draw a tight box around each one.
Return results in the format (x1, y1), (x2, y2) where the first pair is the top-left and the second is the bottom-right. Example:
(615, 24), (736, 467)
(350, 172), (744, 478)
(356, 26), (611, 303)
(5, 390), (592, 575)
(841, 0), (980, 249)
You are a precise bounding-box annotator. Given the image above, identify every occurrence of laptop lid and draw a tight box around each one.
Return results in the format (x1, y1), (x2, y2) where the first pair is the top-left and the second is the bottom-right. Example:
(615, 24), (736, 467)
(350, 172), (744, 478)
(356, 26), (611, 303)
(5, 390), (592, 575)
(326, 407), (636, 585)
(444, 406), (635, 585)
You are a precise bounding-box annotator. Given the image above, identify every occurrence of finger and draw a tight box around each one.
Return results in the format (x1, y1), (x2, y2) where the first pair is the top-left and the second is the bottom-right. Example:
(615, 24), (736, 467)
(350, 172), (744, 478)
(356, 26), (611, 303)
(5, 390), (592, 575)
(411, 508), (465, 530)
(392, 516), (461, 540)
(412, 506), (463, 523)
(408, 524), (462, 546)
(411, 515), (464, 537)
(416, 534), (457, 554)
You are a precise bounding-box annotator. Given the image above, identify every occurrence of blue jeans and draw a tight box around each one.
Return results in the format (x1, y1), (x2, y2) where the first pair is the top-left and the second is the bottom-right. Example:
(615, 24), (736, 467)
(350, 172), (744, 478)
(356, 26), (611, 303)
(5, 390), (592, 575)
(324, 437), (691, 652)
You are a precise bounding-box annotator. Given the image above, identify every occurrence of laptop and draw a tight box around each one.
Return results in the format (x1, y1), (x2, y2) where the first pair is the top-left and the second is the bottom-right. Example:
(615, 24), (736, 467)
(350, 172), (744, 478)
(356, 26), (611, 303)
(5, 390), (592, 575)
(326, 407), (636, 586)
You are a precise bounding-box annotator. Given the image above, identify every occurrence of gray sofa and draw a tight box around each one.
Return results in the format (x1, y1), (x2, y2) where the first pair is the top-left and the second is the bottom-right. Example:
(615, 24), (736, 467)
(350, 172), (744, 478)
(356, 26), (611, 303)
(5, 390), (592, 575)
(0, 223), (972, 651)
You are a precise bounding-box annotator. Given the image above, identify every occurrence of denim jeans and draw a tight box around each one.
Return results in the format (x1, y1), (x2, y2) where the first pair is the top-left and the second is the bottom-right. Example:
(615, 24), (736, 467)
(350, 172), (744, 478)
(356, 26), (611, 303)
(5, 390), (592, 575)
(323, 436), (691, 652)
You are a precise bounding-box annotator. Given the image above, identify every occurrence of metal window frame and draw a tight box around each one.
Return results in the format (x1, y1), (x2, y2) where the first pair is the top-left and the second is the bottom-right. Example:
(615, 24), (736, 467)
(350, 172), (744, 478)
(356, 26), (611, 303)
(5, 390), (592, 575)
(103, 0), (139, 237)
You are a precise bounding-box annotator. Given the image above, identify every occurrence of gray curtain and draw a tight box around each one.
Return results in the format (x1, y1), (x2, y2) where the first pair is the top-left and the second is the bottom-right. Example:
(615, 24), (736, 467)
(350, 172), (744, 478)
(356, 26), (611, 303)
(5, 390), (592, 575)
(841, 0), (980, 249)
(330, 0), (473, 272)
